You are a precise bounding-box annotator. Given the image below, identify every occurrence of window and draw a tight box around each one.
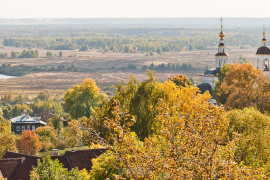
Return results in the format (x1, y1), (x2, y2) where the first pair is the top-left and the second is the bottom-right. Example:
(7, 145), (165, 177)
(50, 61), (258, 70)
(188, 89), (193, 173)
(27, 125), (30, 130)
(22, 125), (25, 131)
(32, 125), (36, 130)
(16, 126), (20, 132)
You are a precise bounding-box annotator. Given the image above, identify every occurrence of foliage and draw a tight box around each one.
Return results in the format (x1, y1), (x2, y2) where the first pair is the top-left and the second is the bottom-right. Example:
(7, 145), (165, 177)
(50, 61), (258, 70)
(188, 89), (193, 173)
(213, 64), (230, 105)
(129, 71), (166, 139)
(35, 126), (57, 152)
(30, 99), (63, 115)
(37, 90), (51, 101)
(227, 108), (270, 169)
(89, 83), (267, 179)
(79, 44), (89, 51)
(17, 130), (42, 155)
(63, 120), (83, 147)
(30, 156), (86, 180)
(46, 51), (52, 58)
(168, 74), (193, 87)
(220, 63), (270, 112)
(89, 151), (127, 180)
(0, 119), (17, 158)
(0, 64), (34, 76)
(19, 50), (39, 58)
(237, 55), (249, 64)
(64, 78), (106, 118)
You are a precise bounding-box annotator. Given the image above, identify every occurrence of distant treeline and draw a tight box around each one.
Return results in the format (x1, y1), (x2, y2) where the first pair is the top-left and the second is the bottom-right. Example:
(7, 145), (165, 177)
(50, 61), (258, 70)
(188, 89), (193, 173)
(3, 36), (213, 52)
(2, 28), (261, 53)
(0, 64), (77, 76)
(0, 62), (197, 77)
(0, 50), (39, 59)
(144, 62), (195, 71)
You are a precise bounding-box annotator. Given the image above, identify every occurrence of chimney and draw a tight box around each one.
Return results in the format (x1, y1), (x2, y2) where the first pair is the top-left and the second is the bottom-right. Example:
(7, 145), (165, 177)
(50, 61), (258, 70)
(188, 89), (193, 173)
(21, 157), (25, 164)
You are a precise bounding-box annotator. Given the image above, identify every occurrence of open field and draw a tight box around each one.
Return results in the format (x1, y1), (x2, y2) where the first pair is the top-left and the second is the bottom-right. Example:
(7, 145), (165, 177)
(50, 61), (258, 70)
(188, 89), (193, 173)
(0, 46), (257, 98)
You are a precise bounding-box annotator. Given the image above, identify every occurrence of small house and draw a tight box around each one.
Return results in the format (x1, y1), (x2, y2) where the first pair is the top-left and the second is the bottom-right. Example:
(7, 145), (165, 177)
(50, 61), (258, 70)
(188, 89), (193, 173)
(10, 114), (46, 134)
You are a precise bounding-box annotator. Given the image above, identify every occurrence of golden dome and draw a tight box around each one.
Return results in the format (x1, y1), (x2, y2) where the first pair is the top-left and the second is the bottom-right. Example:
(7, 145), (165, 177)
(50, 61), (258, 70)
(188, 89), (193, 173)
(219, 31), (225, 38)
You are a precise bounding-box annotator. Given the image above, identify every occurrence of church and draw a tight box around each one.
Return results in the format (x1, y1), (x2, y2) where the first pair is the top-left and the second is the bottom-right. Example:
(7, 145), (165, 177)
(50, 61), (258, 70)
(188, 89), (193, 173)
(198, 18), (270, 101)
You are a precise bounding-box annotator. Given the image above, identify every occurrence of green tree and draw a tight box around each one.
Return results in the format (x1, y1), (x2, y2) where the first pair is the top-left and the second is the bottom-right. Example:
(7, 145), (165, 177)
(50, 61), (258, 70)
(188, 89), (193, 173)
(30, 156), (86, 180)
(11, 51), (17, 58)
(227, 108), (270, 170)
(129, 71), (166, 139)
(213, 64), (230, 105)
(64, 78), (106, 118)
(79, 44), (89, 51)
(46, 51), (52, 58)
(237, 55), (249, 64)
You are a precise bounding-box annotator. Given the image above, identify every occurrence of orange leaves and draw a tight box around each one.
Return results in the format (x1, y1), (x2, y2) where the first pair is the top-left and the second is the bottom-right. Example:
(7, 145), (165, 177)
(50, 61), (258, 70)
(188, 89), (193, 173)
(17, 130), (42, 155)
(220, 63), (270, 111)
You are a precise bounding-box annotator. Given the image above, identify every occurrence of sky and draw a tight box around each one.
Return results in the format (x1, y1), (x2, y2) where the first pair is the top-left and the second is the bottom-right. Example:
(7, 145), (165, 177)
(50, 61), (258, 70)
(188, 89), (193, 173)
(1, 0), (270, 18)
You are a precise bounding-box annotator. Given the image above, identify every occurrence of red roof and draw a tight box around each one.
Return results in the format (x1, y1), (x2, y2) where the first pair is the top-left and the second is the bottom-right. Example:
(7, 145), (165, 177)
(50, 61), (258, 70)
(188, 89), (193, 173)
(52, 148), (107, 171)
(0, 158), (21, 179)
(0, 149), (107, 179)
(2, 152), (41, 180)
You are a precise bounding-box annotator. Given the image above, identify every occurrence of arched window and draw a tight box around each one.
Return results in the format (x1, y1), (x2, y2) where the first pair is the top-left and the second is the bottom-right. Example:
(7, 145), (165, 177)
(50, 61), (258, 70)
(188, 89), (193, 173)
(264, 59), (269, 71)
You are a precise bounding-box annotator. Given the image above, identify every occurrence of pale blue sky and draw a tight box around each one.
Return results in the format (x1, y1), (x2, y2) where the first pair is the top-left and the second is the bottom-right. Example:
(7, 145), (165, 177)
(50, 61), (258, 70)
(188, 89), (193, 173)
(1, 0), (270, 18)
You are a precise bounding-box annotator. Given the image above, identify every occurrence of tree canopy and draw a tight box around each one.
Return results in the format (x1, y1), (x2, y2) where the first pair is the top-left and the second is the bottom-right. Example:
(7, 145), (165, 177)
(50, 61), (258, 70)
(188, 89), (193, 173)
(64, 78), (106, 118)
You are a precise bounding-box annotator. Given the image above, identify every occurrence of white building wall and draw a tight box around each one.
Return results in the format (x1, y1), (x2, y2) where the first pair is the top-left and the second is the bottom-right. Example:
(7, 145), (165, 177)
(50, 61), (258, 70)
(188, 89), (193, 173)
(256, 55), (270, 70)
(202, 76), (218, 89)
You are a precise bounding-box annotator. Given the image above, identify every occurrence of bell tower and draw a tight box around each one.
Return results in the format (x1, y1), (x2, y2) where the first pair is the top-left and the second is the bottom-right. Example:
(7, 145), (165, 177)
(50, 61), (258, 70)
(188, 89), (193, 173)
(215, 17), (228, 68)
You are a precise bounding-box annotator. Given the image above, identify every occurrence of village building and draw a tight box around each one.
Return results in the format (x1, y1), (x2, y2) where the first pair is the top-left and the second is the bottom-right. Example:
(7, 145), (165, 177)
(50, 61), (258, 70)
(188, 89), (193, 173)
(10, 113), (46, 134)
(200, 17), (228, 90)
(197, 17), (228, 105)
(256, 25), (270, 77)
(0, 149), (107, 180)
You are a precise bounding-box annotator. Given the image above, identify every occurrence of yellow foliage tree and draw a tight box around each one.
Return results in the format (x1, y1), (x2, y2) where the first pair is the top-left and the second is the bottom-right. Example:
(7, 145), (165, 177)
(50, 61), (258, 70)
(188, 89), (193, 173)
(90, 81), (267, 179)
(64, 120), (83, 147)
(0, 120), (17, 157)
(64, 78), (107, 118)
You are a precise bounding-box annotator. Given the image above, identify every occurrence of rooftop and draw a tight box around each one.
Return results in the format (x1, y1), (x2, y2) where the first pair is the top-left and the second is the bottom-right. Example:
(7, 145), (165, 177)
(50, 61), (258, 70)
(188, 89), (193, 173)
(10, 114), (47, 125)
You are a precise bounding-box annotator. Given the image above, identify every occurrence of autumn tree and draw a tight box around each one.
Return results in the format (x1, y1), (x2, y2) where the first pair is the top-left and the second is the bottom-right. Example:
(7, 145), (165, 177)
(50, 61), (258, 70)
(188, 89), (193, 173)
(17, 130), (42, 155)
(227, 108), (270, 169)
(63, 120), (83, 147)
(220, 63), (270, 111)
(89, 82), (267, 179)
(0, 119), (17, 157)
(168, 74), (193, 87)
(35, 126), (57, 152)
(64, 78), (106, 118)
